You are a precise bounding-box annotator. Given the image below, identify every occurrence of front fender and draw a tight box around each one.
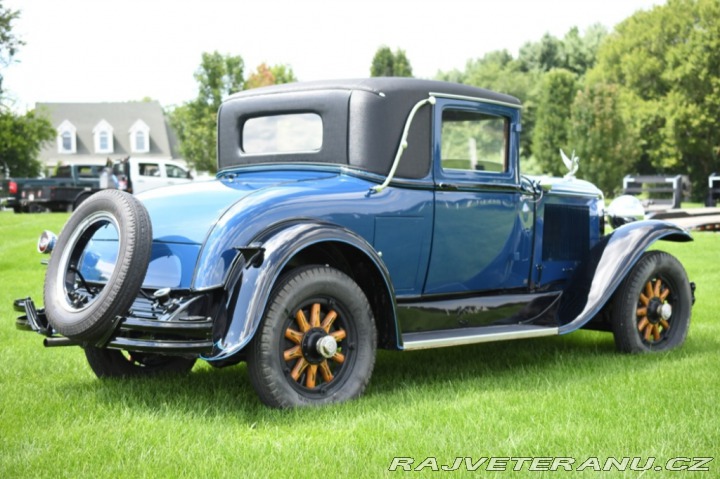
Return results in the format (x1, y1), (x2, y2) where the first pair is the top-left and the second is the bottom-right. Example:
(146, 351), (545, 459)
(557, 220), (692, 333)
(204, 221), (396, 361)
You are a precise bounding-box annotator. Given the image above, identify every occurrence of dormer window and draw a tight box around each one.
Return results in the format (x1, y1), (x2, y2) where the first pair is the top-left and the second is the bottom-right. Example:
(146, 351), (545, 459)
(129, 119), (150, 153)
(93, 120), (114, 154)
(57, 120), (77, 154)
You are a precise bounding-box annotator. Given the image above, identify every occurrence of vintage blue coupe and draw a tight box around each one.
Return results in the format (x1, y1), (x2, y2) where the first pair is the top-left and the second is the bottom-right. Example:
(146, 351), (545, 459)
(17, 78), (694, 408)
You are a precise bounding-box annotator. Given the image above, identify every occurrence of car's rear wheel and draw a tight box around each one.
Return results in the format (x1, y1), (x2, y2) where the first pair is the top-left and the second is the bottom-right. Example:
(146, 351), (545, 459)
(44, 190), (152, 343)
(611, 251), (692, 353)
(247, 265), (377, 408)
(84, 347), (196, 377)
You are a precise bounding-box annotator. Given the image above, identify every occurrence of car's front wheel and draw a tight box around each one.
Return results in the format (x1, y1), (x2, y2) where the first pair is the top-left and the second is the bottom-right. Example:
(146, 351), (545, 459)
(247, 265), (377, 408)
(611, 251), (692, 353)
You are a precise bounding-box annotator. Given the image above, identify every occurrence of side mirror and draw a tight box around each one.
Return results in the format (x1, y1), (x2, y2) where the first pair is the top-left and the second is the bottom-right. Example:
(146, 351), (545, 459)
(607, 195), (645, 228)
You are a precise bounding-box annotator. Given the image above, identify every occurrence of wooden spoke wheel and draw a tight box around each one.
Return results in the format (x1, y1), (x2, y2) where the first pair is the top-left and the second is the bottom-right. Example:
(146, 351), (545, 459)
(282, 302), (349, 391)
(612, 251), (692, 353)
(248, 266), (377, 408)
(635, 277), (673, 345)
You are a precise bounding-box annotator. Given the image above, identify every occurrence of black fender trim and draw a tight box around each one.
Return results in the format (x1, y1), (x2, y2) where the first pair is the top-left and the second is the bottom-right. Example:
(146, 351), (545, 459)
(204, 221), (396, 361)
(557, 220), (692, 333)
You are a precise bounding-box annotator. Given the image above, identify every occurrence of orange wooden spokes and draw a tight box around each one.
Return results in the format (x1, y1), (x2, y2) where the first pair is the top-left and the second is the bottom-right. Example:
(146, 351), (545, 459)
(319, 361), (334, 382)
(321, 310), (338, 332)
(636, 277), (672, 344)
(284, 304), (346, 389)
(645, 281), (654, 300)
(295, 310), (310, 332)
(291, 357), (308, 381)
(310, 303), (321, 328)
(283, 345), (302, 361)
(285, 328), (303, 344)
(306, 364), (318, 388)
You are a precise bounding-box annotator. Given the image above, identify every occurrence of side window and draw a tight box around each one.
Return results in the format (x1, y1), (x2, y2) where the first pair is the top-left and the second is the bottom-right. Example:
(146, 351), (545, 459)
(139, 163), (160, 177)
(76, 166), (96, 178)
(166, 164), (187, 178)
(441, 109), (508, 173)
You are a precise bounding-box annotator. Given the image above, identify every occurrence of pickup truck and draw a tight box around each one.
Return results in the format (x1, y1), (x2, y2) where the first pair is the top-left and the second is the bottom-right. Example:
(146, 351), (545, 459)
(17, 157), (193, 212)
(2, 164), (102, 213)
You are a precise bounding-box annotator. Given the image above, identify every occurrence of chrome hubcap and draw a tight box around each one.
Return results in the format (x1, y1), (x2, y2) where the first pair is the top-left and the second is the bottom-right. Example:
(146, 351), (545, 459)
(316, 335), (338, 359)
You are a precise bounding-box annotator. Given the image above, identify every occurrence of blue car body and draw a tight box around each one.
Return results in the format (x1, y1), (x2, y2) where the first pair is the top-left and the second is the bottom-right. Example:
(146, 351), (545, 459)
(17, 78), (693, 407)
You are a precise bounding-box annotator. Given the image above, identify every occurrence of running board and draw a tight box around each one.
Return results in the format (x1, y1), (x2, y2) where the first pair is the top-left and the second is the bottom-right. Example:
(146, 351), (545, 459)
(401, 325), (559, 351)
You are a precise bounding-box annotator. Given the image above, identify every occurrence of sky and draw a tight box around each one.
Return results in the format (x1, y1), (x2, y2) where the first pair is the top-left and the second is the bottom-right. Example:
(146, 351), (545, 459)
(3, 0), (663, 111)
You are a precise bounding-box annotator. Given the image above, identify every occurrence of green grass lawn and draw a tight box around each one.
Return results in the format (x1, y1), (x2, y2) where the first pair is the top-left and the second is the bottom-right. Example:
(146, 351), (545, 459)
(1, 211), (718, 478)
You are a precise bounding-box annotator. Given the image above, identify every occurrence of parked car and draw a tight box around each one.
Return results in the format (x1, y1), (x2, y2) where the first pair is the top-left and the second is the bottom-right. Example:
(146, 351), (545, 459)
(15, 78), (695, 408)
(17, 164), (105, 212)
(115, 157), (193, 195)
(2, 163), (101, 213)
(19, 157), (193, 212)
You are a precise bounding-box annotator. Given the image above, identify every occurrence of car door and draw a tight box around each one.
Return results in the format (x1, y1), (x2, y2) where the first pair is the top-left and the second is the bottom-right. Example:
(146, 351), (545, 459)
(424, 98), (534, 295)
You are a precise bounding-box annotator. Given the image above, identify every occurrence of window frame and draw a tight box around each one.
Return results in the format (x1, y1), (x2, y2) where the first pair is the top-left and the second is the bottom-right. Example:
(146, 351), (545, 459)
(241, 112), (324, 156)
(129, 119), (150, 154)
(432, 98), (520, 187)
(57, 120), (77, 154)
(93, 120), (114, 154)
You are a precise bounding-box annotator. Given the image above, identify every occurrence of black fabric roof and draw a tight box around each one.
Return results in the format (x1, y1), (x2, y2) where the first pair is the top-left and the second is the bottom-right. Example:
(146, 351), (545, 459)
(218, 78), (521, 177)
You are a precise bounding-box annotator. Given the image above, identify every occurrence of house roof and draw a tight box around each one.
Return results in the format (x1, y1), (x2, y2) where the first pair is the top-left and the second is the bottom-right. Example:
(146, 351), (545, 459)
(36, 101), (177, 163)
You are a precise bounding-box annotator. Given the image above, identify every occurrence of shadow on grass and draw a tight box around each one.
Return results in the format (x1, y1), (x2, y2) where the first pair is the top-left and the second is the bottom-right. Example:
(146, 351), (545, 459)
(58, 328), (707, 423)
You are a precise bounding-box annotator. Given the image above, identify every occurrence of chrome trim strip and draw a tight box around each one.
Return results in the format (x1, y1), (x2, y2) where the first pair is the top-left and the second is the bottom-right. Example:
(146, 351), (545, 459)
(429, 92), (522, 110)
(401, 326), (559, 350)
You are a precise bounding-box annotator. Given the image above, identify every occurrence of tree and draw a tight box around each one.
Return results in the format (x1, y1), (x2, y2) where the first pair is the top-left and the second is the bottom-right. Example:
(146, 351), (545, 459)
(169, 52), (245, 173)
(245, 63), (297, 90)
(436, 23), (606, 169)
(0, 0), (23, 96)
(170, 53), (298, 173)
(518, 26), (607, 76)
(588, 0), (720, 199)
(518, 33), (563, 73)
(370, 46), (413, 77)
(0, 2), (54, 176)
(0, 107), (54, 177)
(560, 24), (607, 76)
(532, 69), (578, 176)
(569, 82), (638, 196)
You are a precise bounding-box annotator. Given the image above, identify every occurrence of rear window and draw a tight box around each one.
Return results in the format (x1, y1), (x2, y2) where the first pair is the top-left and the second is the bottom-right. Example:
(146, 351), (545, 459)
(242, 113), (322, 155)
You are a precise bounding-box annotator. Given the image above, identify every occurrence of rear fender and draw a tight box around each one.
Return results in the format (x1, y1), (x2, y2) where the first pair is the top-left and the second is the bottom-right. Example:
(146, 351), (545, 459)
(557, 220), (692, 333)
(205, 221), (396, 361)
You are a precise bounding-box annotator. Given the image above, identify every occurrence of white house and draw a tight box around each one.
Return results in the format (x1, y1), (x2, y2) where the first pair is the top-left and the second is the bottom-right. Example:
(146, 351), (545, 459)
(37, 101), (183, 172)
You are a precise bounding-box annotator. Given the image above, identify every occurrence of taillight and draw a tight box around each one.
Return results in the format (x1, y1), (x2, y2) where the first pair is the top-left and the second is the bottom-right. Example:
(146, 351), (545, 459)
(9, 181), (17, 195)
(37, 230), (57, 254)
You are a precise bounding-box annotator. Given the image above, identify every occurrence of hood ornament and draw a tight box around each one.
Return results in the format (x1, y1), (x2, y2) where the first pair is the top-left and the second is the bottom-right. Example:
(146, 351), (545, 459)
(560, 149), (579, 180)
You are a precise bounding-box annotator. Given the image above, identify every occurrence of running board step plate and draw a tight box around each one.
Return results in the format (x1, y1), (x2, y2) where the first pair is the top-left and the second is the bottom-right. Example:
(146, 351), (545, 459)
(401, 325), (559, 351)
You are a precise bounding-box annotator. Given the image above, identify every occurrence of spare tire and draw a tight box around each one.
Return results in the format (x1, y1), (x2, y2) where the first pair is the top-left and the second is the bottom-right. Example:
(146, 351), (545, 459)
(44, 190), (152, 343)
